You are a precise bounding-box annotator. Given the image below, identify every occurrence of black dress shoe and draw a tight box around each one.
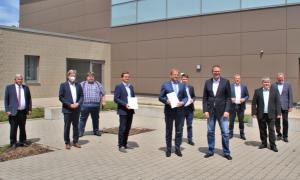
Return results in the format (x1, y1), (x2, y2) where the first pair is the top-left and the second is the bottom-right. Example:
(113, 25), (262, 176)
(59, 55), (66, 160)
(204, 153), (214, 158)
(79, 133), (83, 137)
(166, 151), (171, 157)
(270, 146), (278, 152)
(277, 135), (282, 140)
(229, 134), (233, 139)
(94, 131), (102, 136)
(224, 155), (232, 160)
(119, 147), (127, 153)
(240, 135), (246, 140)
(11, 144), (17, 149)
(188, 141), (195, 146)
(283, 138), (289, 142)
(258, 144), (267, 149)
(175, 150), (182, 157)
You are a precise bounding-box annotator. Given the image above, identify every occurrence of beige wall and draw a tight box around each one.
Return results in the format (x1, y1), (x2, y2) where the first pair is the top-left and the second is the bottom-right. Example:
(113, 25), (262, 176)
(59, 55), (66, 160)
(0, 28), (111, 99)
(19, 0), (300, 101)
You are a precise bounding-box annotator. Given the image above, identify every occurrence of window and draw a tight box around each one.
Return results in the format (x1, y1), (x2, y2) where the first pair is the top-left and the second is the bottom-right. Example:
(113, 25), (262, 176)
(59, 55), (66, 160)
(25, 55), (39, 82)
(287, 0), (300, 4)
(202, 0), (240, 14)
(111, 2), (137, 26)
(112, 0), (135, 5)
(66, 59), (104, 83)
(137, 0), (166, 22)
(241, 0), (285, 9)
(167, 0), (201, 18)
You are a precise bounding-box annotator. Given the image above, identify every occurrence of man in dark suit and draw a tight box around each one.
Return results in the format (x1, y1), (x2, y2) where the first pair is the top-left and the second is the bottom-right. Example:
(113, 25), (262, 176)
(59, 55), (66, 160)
(181, 73), (196, 146)
(59, 69), (83, 150)
(229, 74), (249, 140)
(272, 73), (293, 142)
(5, 74), (32, 149)
(159, 69), (188, 157)
(114, 71), (135, 153)
(252, 77), (281, 152)
(203, 65), (232, 160)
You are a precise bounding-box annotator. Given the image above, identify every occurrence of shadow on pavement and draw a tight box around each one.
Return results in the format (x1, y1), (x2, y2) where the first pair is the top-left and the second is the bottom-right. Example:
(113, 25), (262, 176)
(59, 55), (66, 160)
(27, 138), (41, 143)
(78, 140), (89, 145)
(244, 141), (261, 147)
(158, 146), (185, 153)
(127, 141), (139, 149)
(198, 147), (224, 156)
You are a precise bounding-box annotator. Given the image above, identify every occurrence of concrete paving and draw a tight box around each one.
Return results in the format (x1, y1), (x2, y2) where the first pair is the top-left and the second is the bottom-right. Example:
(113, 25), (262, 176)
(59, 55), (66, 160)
(0, 105), (299, 180)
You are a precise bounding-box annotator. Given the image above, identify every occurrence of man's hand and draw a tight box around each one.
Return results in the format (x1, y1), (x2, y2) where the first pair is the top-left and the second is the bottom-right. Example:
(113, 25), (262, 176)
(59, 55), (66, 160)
(231, 98), (236, 102)
(126, 104), (131, 110)
(240, 98), (246, 103)
(6, 112), (11, 116)
(167, 100), (170, 105)
(70, 103), (79, 109)
(252, 115), (256, 119)
(102, 101), (106, 107)
(205, 112), (210, 119)
(277, 115), (281, 119)
(223, 112), (229, 118)
(177, 102), (184, 107)
(28, 111), (32, 116)
(289, 108), (293, 112)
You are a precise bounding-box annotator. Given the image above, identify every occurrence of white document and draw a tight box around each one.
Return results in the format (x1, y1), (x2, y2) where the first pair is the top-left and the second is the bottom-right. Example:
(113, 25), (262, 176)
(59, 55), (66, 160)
(184, 99), (193, 107)
(128, 97), (139, 109)
(167, 92), (180, 108)
(235, 98), (241, 104)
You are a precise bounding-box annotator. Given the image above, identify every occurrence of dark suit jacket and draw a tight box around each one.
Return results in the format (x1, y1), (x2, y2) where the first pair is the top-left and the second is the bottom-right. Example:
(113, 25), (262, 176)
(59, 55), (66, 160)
(59, 81), (83, 113)
(271, 82), (293, 110)
(159, 81), (188, 114)
(230, 83), (249, 111)
(251, 86), (281, 120)
(202, 77), (231, 119)
(4, 84), (32, 116)
(184, 85), (196, 112)
(114, 83), (135, 115)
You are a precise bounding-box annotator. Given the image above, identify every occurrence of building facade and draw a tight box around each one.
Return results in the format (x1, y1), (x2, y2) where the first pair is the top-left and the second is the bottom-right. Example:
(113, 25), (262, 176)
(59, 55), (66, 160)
(0, 26), (111, 99)
(19, 0), (300, 101)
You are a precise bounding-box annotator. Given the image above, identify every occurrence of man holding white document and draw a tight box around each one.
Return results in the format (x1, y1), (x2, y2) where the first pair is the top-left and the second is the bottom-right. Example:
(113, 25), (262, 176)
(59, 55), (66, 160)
(159, 69), (188, 157)
(114, 71), (136, 153)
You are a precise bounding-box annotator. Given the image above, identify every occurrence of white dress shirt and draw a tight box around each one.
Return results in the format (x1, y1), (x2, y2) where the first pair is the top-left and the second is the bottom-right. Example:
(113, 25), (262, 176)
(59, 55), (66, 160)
(15, 84), (26, 110)
(69, 82), (77, 103)
(277, 83), (283, 95)
(123, 82), (132, 98)
(171, 81), (179, 95)
(212, 78), (220, 97)
(184, 86), (192, 107)
(263, 88), (270, 113)
(234, 84), (241, 104)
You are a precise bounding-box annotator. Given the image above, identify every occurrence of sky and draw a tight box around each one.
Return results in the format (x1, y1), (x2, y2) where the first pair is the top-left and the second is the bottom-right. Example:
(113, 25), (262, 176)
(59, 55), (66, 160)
(0, 0), (19, 26)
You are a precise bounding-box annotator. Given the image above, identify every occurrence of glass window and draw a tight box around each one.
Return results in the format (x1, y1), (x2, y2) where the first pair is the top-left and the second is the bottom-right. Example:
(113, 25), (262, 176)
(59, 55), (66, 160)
(167, 0), (201, 18)
(25, 55), (39, 82)
(112, 2), (136, 26)
(137, 0), (166, 23)
(287, 0), (300, 4)
(241, 0), (285, 9)
(112, 0), (135, 5)
(202, 0), (240, 14)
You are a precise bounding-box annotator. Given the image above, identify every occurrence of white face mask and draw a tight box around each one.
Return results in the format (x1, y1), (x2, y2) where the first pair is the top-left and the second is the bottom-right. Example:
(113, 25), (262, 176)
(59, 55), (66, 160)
(68, 76), (76, 82)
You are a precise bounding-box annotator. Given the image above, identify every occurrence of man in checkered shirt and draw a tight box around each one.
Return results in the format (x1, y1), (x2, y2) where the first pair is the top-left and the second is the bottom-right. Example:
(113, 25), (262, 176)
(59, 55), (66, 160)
(79, 72), (106, 137)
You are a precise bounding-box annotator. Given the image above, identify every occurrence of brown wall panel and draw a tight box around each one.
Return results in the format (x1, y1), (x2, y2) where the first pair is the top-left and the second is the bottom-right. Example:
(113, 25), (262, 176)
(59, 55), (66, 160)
(164, 57), (202, 78)
(136, 59), (166, 77)
(188, 78), (211, 97)
(135, 78), (167, 94)
(200, 12), (240, 35)
(241, 30), (286, 55)
(111, 42), (137, 61)
(111, 26), (137, 43)
(137, 39), (167, 60)
(287, 29), (300, 53)
(241, 54), (286, 78)
(200, 33), (241, 56)
(166, 36), (201, 58)
(287, 5), (300, 29)
(285, 78), (300, 101)
(167, 17), (201, 38)
(241, 7), (286, 32)
(286, 54), (300, 78)
(137, 21), (167, 41)
(111, 60), (137, 77)
(70, 28), (111, 40)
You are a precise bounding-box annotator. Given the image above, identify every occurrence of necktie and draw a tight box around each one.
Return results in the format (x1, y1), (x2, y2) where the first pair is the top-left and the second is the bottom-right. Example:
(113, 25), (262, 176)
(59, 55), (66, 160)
(18, 85), (21, 109)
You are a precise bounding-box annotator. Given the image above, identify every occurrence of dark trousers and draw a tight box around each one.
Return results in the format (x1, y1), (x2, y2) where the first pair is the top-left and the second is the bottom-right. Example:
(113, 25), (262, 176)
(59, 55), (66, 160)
(63, 111), (80, 144)
(258, 114), (276, 148)
(79, 104), (100, 134)
(184, 108), (194, 142)
(275, 109), (289, 138)
(229, 105), (245, 136)
(9, 110), (27, 145)
(118, 113), (133, 148)
(165, 108), (184, 152)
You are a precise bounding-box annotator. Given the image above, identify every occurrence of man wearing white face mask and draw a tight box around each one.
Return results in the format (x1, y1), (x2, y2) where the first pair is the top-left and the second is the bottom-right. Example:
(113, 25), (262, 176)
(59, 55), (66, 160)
(59, 70), (83, 150)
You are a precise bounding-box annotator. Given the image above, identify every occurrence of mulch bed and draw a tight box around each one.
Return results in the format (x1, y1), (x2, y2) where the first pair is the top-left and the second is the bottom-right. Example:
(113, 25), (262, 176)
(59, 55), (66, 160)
(0, 143), (54, 162)
(103, 127), (155, 136)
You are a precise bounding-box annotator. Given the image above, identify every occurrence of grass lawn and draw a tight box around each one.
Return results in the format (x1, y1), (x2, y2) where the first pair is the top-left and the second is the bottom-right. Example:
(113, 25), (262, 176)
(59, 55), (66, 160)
(0, 145), (10, 154)
(0, 107), (44, 123)
(194, 109), (251, 123)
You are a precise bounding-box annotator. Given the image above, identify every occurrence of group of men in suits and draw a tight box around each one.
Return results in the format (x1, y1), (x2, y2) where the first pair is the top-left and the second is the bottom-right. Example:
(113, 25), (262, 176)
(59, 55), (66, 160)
(4, 68), (293, 158)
